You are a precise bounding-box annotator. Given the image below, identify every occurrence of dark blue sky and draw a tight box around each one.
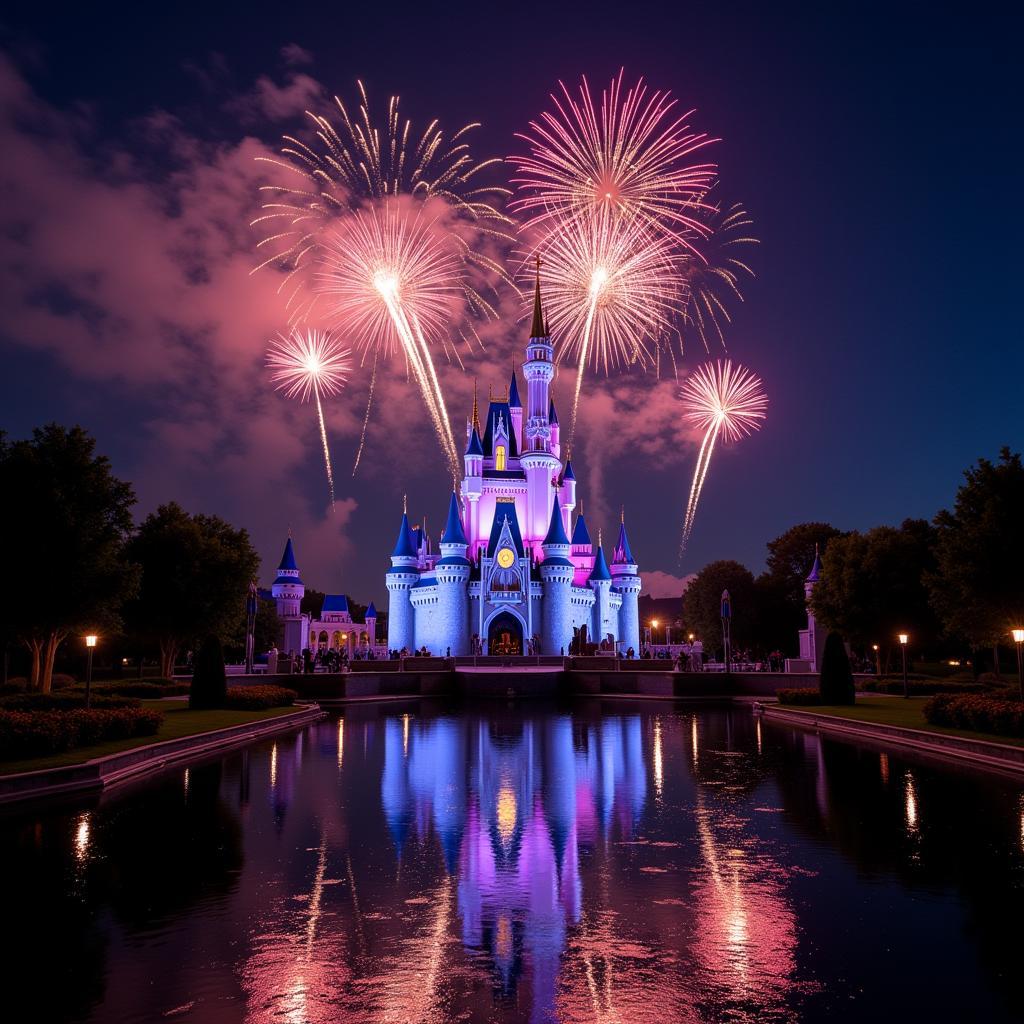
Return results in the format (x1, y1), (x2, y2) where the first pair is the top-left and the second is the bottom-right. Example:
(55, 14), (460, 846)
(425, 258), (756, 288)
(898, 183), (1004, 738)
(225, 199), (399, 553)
(1, 1), (1021, 603)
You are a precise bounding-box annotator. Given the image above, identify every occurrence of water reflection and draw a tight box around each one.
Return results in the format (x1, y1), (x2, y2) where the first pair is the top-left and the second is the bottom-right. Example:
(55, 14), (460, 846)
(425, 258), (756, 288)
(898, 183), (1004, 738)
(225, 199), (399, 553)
(6, 706), (1024, 1023)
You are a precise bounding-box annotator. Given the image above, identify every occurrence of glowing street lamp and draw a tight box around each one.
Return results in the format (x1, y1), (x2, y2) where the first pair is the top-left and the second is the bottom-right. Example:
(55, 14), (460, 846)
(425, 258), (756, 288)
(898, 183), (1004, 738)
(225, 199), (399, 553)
(1013, 628), (1024, 702)
(898, 633), (909, 699)
(651, 620), (659, 646)
(85, 634), (98, 709)
(872, 643), (881, 677)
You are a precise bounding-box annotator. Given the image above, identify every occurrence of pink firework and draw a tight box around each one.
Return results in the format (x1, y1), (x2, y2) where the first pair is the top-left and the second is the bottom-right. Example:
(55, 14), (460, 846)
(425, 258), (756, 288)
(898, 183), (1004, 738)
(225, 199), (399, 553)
(266, 328), (352, 507)
(510, 69), (719, 249)
(679, 360), (767, 553)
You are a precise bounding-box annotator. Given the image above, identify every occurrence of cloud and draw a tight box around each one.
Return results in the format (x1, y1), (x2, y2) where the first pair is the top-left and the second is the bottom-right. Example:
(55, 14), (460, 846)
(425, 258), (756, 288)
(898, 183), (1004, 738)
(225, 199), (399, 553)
(280, 43), (314, 67)
(641, 570), (696, 599)
(229, 72), (324, 122)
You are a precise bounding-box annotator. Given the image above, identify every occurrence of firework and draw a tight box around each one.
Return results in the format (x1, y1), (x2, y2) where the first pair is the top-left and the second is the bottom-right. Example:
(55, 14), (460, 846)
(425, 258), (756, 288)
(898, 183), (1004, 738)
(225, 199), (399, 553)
(316, 202), (463, 483)
(266, 328), (352, 508)
(678, 360), (767, 554)
(526, 210), (681, 442)
(510, 70), (718, 248)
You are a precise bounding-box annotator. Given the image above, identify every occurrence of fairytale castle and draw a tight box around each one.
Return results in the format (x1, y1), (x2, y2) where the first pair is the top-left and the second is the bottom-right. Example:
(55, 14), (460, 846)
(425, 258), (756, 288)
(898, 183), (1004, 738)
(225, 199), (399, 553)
(386, 273), (642, 657)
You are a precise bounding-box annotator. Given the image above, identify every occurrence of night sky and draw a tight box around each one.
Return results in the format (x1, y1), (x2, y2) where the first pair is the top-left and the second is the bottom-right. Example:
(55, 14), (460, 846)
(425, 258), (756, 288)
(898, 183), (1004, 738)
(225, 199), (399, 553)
(1, 2), (1020, 605)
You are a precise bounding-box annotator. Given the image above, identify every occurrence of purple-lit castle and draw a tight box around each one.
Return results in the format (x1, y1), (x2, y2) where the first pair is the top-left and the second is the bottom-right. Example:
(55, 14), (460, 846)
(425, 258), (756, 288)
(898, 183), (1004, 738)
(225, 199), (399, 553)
(386, 273), (642, 656)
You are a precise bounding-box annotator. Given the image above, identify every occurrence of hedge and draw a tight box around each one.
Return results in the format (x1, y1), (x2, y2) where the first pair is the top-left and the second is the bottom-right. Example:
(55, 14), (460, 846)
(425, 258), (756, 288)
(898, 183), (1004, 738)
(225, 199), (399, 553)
(923, 695), (1024, 737)
(777, 688), (824, 706)
(224, 685), (297, 710)
(0, 693), (141, 711)
(862, 679), (986, 696)
(0, 707), (165, 759)
(87, 680), (191, 698)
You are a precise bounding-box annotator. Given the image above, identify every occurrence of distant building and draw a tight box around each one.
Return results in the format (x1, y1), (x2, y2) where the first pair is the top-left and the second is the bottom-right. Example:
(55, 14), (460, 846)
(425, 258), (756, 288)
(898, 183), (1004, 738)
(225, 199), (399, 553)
(786, 546), (825, 672)
(270, 537), (379, 657)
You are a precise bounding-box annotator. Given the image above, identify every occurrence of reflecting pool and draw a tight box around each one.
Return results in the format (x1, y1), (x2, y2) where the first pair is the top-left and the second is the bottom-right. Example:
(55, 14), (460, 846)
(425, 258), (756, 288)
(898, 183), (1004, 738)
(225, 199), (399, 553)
(6, 703), (1024, 1022)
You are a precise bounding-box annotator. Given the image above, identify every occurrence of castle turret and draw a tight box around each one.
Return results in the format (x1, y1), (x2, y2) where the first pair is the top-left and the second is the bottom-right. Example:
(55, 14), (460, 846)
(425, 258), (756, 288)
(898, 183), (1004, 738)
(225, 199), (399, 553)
(589, 533), (613, 646)
(559, 458), (576, 537)
(386, 509), (419, 652)
(521, 259), (560, 547)
(539, 498), (574, 655)
(435, 492), (471, 655)
(610, 511), (641, 655)
(570, 503), (595, 586)
(365, 601), (378, 647)
(803, 545), (826, 671)
(509, 365), (523, 453)
(272, 536), (308, 655)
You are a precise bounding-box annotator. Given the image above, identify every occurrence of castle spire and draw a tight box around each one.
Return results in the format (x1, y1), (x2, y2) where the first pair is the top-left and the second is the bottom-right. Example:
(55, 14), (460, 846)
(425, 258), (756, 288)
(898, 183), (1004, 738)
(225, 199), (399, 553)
(471, 378), (480, 433)
(530, 253), (546, 338)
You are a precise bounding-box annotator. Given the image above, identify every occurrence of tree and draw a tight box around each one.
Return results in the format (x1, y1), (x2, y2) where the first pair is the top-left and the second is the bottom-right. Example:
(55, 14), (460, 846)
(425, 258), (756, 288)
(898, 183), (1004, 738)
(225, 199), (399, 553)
(0, 425), (139, 691)
(682, 560), (757, 657)
(253, 596), (283, 653)
(765, 522), (844, 606)
(927, 448), (1024, 670)
(810, 519), (940, 659)
(125, 503), (260, 677)
(190, 635), (227, 709)
(819, 632), (855, 704)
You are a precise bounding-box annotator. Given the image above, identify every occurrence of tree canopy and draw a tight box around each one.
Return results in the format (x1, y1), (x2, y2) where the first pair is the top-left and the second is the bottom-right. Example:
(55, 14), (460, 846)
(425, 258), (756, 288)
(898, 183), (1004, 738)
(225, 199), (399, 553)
(0, 425), (139, 691)
(682, 560), (757, 655)
(124, 503), (259, 676)
(927, 447), (1024, 650)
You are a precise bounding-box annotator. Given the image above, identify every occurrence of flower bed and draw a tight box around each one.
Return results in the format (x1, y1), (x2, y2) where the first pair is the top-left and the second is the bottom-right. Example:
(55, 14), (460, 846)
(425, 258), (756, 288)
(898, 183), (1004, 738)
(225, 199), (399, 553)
(924, 694), (1024, 737)
(777, 688), (824, 706)
(224, 685), (297, 710)
(0, 707), (165, 759)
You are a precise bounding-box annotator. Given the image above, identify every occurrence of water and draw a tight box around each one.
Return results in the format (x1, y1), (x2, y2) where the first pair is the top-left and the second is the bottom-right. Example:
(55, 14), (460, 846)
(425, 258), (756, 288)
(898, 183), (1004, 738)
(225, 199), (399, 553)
(5, 702), (1024, 1023)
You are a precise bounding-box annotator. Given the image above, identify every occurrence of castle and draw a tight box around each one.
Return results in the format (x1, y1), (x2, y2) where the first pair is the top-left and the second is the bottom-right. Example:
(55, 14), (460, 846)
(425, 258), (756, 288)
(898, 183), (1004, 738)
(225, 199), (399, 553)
(386, 272), (642, 657)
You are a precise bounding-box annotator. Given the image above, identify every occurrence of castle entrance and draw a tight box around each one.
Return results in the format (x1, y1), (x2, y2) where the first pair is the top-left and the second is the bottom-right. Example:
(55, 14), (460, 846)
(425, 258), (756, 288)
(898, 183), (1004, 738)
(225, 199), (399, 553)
(487, 613), (523, 656)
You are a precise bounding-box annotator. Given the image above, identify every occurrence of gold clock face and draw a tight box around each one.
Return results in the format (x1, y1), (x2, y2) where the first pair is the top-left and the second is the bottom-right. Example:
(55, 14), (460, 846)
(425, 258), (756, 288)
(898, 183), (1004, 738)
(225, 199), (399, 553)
(496, 547), (516, 569)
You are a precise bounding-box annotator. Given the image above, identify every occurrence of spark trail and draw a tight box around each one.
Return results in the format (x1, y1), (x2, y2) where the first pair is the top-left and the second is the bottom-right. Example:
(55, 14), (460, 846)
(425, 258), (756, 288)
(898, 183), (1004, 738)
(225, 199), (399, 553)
(679, 360), (767, 555)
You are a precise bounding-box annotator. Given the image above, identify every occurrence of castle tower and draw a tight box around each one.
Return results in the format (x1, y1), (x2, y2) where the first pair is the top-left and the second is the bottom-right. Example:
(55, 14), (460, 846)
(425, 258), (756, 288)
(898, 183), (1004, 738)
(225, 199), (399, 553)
(611, 512), (641, 655)
(386, 510), (420, 652)
(463, 421), (484, 551)
(559, 459), (577, 537)
(802, 545), (826, 671)
(521, 259), (560, 547)
(509, 365), (523, 453)
(365, 601), (377, 647)
(570, 504), (595, 587)
(539, 498), (574, 655)
(272, 536), (308, 655)
(589, 534), (613, 646)
(436, 492), (472, 655)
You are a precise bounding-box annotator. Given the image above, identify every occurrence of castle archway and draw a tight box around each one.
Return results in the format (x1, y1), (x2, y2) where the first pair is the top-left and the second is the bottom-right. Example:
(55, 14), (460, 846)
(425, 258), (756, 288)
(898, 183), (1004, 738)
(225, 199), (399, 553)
(486, 611), (524, 657)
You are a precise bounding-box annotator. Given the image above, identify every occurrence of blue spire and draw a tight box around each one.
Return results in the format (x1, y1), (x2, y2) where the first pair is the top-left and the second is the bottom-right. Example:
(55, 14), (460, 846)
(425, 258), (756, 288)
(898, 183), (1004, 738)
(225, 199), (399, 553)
(543, 499), (570, 546)
(563, 459), (575, 481)
(466, 426), (483, 456)
(571, 512), (591, 546)
(278, 537), (299, 572)
(589, 544), (612, 582)
(365, 601), (377, 618)
(441, 492), (468, 546)
(549, 398), (558, 424)
(807, 543), (823, 582)
(392, 513), (417, 558)
(612, 517), (634, 565)
(509, 366), (521, 408)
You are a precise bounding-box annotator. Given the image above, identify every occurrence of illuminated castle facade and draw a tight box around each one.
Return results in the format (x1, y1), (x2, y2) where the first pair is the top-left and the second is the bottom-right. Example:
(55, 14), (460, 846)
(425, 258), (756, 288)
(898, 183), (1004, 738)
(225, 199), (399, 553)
(386, 275), (642, 656)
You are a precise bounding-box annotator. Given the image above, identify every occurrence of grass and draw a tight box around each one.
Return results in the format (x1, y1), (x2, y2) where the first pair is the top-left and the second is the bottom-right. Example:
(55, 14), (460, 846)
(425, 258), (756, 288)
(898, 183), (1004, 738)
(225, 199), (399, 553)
(780, 695), (1024, 749)
(0, 700), (303, 776)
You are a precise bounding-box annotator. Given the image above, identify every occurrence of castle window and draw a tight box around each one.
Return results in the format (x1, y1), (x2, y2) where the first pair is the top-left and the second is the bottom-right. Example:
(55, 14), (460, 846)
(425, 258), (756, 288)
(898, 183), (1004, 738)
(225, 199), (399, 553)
(495, 445), (506, 471)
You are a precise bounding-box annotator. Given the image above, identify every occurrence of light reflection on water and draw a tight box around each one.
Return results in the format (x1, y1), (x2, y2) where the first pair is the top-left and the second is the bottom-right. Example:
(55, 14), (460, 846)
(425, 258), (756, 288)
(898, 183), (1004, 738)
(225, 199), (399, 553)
(5, 704), (1024, 1023)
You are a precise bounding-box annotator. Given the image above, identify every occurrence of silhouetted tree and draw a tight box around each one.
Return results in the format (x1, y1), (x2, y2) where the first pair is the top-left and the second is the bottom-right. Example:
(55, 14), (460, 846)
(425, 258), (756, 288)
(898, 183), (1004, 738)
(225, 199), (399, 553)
(819, 631), (855, 704)
(189, 634), (227, 709)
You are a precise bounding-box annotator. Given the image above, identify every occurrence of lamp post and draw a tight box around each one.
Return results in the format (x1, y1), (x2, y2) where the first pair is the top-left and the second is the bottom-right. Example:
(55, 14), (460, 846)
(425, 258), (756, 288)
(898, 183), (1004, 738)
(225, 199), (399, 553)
(721, 590), (732, 674)
(245, 581), (258, 675)
(898, 633), (909, 698)
(85, 635), (98, 709)
(651, 620), (659, 648)
(872, 643), (881, 678)
(1013, 629), (1024, 702)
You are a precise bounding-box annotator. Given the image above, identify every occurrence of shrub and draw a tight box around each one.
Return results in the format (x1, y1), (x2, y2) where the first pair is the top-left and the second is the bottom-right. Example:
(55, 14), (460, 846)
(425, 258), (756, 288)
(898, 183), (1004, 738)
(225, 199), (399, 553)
(51, 673), (77, 689)
(190, 635), (227, 710)
(0, 693), (141, 711)
(224, 685), (297, 710)
(0, 681), (29, 695)
(864, 679), (986, 696)
(778, 688), (823, 706)
(0, 707), (164, 759)
(924, 695), (1024, 737)
(88, 680), (190, 698)
(819, 632), (855, 705)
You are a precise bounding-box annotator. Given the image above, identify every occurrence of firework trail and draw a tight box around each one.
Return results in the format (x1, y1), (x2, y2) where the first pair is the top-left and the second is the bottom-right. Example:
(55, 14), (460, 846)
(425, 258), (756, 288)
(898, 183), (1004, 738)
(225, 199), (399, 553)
(526, 211), (681, 443)
(678, 360), (767, 555)
(253, 81), (511, 477)
(316, 202), (463, 484)
(266, 329), (352, 508)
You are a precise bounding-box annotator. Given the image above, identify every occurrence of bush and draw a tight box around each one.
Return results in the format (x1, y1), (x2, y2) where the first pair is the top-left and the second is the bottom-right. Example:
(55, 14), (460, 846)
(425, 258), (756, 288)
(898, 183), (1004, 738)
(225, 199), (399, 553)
(224, 685), (297, 710)
(778, 688), (823, 706)
(864, 679), (986, 696)
(190, 635), (227, 710)
(0, 707), (164, 759)
(51, 673), (77, 689)
(0, 693), (141, 711)
(924, 694), (1024, 737)
(0, 681), (28, 695)
(88, 680), (190, 698)
(819, 632), (855, 704)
